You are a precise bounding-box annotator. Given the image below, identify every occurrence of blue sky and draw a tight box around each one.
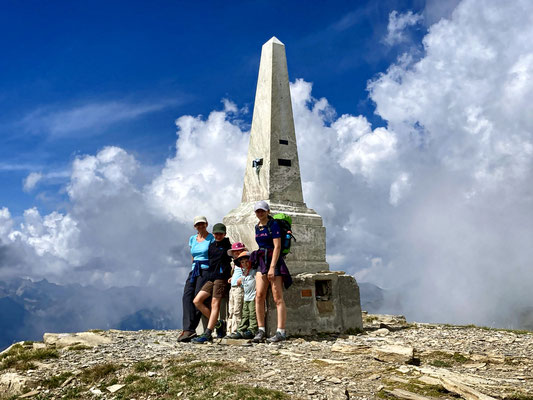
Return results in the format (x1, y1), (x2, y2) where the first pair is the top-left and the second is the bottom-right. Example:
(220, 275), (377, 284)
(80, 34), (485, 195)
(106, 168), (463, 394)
(0, 0), (429, 216)
(2, 0), (533, 328)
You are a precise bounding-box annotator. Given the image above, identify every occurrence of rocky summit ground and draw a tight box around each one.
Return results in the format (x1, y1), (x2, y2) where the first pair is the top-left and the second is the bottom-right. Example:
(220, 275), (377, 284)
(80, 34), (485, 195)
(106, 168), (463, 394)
(1, 313), (532, 400)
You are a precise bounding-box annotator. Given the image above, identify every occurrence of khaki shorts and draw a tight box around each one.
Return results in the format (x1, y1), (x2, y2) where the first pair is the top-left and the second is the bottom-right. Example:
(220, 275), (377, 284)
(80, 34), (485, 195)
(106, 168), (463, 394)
(201, 279), (229, 299)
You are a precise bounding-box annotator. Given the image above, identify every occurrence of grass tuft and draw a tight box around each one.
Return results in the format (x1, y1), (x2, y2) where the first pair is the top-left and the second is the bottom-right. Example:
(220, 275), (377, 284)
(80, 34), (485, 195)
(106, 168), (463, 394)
(80, 363), (119, 383)
(133, 360), (161, 373)
(68, 344), (91, 351)
(42, 372), (73, 388)
(0, 344), (59, 371)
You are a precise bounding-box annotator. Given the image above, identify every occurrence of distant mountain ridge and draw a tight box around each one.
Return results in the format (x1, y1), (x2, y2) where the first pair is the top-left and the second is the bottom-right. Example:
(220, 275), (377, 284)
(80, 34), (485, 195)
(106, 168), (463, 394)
(0, 278), (179, 351)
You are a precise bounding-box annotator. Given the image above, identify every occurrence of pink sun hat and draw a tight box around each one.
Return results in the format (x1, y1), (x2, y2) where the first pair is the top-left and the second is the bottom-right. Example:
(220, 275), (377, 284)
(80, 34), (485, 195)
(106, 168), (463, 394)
(227, 242), (248, 257)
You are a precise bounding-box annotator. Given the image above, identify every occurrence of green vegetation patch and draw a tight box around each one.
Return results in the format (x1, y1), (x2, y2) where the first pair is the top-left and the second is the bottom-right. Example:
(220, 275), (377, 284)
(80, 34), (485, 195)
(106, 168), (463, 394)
(124, 374), (142, 383)
(113, 359), (256, 400)
(424, 351), (470, 368)
(60, 386), (83, 399)
(222, 383), (291, 399)
(0, 343), (59, 371)
(41, 372), (73, 388)
(379, 378), (461, 399)
(80, 363), (120, 383)
(68, 344), (91, 351)
(133, 360), (162, 372)
(504, 395), (533, 400)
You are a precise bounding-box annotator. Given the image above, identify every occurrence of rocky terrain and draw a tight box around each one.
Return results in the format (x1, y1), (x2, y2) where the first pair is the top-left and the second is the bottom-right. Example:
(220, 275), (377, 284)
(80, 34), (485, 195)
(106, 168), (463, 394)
(1, 313), (532, 400)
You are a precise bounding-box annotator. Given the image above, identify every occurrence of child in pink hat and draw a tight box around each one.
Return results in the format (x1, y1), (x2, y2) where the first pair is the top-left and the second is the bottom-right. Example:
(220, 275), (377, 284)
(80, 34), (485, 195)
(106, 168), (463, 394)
(225, 242), (248, 335)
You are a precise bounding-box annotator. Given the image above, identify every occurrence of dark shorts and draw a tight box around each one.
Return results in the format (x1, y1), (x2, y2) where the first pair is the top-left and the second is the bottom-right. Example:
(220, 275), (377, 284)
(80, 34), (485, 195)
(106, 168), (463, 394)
(201, 279), (229, 299)
(257, 265), (283, 276)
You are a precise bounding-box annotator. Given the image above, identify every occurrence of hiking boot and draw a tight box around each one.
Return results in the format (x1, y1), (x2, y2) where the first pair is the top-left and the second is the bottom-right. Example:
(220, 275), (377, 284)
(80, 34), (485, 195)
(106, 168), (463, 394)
(177, 330), (196, 342)
(215, 320), (226, 338)
(191, 332), (212, 344)
(226, 331), (243, 339)
(242, 330), (255, 340)
(267, 331), (287, 343)
(252, 330), (266, 343)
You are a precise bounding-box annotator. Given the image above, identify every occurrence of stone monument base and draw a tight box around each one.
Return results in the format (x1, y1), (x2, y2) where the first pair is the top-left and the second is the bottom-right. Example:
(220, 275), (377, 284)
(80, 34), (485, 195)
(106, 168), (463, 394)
(266, 271), (363, 336)
(223, 201), (329, 275)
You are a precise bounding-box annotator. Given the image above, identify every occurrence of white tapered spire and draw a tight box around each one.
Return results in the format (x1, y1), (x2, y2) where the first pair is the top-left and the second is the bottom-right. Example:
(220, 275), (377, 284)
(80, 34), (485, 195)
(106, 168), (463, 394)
(241, 37), (304, 204)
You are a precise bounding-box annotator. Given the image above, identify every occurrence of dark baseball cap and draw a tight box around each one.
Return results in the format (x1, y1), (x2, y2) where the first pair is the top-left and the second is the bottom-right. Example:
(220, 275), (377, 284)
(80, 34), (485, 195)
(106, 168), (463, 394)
(212, 223), (227, 234)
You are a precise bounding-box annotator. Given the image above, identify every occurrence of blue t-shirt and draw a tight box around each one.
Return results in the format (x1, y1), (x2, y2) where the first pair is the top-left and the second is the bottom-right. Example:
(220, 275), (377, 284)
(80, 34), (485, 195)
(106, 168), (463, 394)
(230, 265), (243, 287)
(242, 268), (257, 302)
(255, 219), (281, 249)
(189, 233), (215, 270)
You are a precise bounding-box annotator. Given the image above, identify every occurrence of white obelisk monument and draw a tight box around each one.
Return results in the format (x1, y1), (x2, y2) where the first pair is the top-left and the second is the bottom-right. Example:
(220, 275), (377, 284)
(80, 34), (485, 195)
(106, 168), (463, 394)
(223, 37), (362, 335)
(224, 37), (328, 275)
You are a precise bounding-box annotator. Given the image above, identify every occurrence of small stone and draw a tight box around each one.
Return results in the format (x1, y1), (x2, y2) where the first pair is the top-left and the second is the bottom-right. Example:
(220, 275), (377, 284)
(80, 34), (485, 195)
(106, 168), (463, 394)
(19, 391), (39, 399)
(89, 388), (103, 395)
(213, 391), (219, 397)
(107, 384), (125, 393)
(372, 344), (415, 364)
(327, 377), (342, 384)
(147, 371), (156, 377)
(263, 370), (277, 378)
(418, 376), (441, 385)
(60, 376), (75, 387)
(396, 366), (410, 373)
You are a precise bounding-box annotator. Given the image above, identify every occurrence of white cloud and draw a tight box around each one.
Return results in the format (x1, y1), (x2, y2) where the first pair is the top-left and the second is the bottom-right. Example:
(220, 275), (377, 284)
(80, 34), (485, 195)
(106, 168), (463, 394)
(0, 207), (13, 240)
(23, 172), (43, 192)
(147, 108), (249, 223)
(22, 99), (177, 138)
(384, 10), (423, 46)
(389, 172), (410, 206)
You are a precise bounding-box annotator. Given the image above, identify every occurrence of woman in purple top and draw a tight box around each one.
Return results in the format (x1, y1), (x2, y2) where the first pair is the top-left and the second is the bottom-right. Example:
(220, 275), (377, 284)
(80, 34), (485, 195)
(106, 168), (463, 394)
(251, 200), (290, 343)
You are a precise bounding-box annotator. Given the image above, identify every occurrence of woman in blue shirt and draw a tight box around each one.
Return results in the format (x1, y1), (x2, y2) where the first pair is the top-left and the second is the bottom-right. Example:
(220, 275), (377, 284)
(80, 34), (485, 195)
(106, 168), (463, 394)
(251, 201), (291, 343)
(177, 215), (215, 342)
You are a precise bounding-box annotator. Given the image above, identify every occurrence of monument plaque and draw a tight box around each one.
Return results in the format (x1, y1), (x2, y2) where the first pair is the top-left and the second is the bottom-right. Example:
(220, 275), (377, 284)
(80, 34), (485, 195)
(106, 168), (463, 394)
(223, 37), (362, 335)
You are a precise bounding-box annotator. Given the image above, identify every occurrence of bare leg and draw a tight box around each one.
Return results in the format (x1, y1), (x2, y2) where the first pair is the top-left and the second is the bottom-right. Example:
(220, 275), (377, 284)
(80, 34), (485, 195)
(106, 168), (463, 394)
(193, 290), (211, 319)
(255, 272), (269, 327)
(207, 297), (222, 330)
(271, 276), (286, 329)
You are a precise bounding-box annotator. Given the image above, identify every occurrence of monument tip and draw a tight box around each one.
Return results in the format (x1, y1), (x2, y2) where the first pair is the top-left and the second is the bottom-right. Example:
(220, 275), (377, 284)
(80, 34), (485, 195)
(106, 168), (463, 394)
(265, 36), (284, 46)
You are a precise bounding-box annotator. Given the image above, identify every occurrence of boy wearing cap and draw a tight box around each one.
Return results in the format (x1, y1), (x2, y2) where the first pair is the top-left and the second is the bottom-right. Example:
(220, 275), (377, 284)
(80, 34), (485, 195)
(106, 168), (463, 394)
(226, 251), (257, 339)
(192, 223), (232, 343)
(226, 242), (247, 335)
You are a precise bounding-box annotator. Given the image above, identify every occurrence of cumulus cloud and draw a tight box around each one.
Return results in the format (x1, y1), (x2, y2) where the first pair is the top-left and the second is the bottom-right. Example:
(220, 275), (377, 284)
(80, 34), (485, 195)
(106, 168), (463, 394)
(147, 103), (249, 222)
(363, 0), (533, 326)
(384, 10), (423, 46)
(1, 0), (533, 330)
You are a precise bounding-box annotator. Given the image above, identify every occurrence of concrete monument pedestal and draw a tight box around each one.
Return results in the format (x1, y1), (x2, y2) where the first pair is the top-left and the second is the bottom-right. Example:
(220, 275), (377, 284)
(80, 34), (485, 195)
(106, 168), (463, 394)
(223, 37), (362, 336)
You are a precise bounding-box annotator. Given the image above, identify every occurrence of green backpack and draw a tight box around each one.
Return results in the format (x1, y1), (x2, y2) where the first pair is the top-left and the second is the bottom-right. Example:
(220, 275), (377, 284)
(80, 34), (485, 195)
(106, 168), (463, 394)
(268, 213), (296, 257)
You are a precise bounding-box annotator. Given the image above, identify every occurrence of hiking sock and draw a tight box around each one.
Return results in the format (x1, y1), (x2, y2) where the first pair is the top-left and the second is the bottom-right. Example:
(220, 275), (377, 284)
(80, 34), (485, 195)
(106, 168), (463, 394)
(204, 328), (213, 336)
(258, 327), (265, 332)
(277, 329), (286, 335)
